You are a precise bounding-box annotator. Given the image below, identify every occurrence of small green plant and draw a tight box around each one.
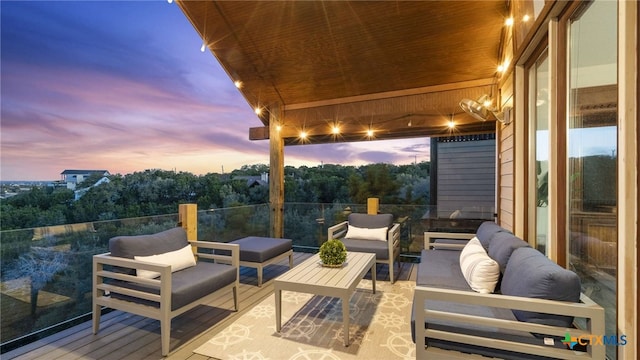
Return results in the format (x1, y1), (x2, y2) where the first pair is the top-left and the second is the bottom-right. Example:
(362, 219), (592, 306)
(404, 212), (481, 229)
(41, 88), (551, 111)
(319, 239), (347, 266)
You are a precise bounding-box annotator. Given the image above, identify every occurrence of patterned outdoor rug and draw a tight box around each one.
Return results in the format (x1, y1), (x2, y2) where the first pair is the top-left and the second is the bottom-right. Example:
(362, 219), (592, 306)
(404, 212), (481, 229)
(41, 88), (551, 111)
(194, 279), (416, 360)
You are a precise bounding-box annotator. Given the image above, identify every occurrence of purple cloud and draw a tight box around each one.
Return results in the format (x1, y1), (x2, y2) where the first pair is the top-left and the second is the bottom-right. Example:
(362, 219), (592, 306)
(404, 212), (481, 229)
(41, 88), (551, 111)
(1, 2), (430, 181)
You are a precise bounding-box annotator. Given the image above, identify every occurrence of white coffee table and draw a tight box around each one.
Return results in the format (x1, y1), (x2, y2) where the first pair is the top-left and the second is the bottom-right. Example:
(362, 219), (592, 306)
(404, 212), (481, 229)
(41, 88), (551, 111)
(274, 251), (376, 346)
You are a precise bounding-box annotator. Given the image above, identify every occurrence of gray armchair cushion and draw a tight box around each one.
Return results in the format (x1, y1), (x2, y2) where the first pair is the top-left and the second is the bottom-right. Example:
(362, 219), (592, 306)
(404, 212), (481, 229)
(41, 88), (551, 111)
(109, 227), (188, 258)
(487, 232), (529, 273)
(501, 247), (580, 327)
(347, 213), (393, 229)
(476, 221), (511, 250)
(111, 262), (237, 310)
(340, 238), (389, 260)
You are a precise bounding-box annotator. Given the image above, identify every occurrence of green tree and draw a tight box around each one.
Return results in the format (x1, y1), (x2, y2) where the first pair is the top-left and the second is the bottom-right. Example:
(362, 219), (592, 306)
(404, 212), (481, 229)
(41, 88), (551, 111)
(348, 164), (399, 204)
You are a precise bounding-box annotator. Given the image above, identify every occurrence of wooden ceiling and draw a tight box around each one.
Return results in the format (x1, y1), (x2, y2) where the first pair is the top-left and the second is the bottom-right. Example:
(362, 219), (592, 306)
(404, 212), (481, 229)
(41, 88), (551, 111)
(177, 1), (508, 145)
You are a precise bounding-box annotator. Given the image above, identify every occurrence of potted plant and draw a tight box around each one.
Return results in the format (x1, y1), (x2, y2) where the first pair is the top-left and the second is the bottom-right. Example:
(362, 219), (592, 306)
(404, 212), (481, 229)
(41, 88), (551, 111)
(319, 239), (347, 267)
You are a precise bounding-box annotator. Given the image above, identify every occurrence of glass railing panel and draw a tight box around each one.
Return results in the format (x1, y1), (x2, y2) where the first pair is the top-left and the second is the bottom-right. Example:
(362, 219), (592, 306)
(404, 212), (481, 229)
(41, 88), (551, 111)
(414, 204), (496, 233)
(196, 204), (270, 242)
(283, 202), (364, 252)
(379, 204), (493, 257)
(282, 203), (495, 257)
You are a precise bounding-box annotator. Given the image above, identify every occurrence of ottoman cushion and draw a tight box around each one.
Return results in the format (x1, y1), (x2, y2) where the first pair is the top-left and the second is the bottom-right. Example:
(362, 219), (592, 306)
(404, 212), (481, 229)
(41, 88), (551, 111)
(230, 236), (292, 263)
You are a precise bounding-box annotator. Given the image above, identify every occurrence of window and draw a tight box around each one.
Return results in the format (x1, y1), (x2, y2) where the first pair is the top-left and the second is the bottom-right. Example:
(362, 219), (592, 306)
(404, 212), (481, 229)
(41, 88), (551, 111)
(528, 50), (550, 254)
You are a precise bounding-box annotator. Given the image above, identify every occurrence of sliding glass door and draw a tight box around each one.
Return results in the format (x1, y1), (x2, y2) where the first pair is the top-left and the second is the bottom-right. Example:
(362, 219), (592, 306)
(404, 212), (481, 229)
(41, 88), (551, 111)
(566, 1), (618, 358)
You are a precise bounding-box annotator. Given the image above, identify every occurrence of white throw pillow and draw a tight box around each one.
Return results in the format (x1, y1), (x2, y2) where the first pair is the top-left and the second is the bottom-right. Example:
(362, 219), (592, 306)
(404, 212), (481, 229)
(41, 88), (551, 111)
(344, 225), (388, 241)
(135, 244), (196, 279)
(459, 237), (500, 293)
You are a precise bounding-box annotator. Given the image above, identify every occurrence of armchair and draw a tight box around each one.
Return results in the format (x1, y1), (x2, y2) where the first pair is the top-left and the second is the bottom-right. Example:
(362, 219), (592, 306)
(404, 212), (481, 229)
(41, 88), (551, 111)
(93, 227), (239, 356)
(328, 213), (401, 282)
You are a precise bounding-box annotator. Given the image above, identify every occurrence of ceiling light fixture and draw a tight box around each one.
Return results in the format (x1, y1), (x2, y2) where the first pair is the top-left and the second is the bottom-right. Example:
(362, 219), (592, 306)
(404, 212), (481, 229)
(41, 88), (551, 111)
(332, 125), (340, 134)
(366, 128), (374, 137)
(505, 17), (514, 26)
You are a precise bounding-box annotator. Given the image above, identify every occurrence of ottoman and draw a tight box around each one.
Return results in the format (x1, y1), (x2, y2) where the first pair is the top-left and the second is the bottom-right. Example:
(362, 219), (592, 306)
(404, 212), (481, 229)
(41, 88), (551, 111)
(229, 236), (294, 286)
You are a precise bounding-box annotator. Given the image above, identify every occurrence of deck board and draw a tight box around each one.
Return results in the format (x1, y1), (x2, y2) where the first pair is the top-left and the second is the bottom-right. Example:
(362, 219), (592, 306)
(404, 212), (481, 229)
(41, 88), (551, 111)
(3, 253), (417, 360)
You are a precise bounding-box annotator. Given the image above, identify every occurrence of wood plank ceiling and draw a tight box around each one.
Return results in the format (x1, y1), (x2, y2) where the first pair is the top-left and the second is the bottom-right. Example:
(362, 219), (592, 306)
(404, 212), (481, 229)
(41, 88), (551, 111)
(177, 1), (508, 145)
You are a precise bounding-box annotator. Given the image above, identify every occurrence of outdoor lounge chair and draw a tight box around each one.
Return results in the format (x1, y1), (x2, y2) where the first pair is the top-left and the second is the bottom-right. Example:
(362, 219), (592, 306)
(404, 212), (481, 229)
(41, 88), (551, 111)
(92, 227), (240, 356)
(328, 213), (401, 282)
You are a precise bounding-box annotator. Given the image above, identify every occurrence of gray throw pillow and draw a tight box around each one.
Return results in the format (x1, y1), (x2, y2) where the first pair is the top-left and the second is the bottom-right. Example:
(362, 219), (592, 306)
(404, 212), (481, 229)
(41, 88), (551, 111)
(487, 232), (529, 273)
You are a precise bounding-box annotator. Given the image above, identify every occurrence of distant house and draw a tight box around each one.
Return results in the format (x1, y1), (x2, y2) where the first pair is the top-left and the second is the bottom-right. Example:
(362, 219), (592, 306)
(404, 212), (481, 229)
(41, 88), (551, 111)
(233, 173), (269, 187)
(60, 169), (110, 190)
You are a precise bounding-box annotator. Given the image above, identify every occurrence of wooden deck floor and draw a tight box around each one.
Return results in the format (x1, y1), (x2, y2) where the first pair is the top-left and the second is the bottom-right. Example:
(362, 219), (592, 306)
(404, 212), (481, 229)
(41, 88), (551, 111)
(4, 252), (418, 360)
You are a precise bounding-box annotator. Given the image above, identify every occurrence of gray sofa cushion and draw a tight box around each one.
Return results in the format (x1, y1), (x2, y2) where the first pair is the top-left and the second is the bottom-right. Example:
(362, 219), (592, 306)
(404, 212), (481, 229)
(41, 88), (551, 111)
(347, 213), (393, 229)
(341, 238), (389, 260)
(111, 262), (237, 310)
(416, 249), (470, 290)
(487, 232), (529, 272)
(501, 247), (580, 327)
(109, 227), (188, 258)
(476, 221), (511, 250)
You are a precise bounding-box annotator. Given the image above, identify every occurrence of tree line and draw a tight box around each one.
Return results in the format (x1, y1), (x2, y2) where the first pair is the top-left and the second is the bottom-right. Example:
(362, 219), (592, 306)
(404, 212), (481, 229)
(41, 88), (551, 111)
(0, 162), (430, 231)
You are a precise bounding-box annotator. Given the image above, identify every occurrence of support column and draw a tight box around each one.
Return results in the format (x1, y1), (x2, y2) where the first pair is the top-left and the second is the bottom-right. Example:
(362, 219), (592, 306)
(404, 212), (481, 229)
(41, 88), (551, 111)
(269, 106), (284, 238)
(618, 2), (638, 358)
(367, 198), (379, 214)
(179, 203), (198, 244)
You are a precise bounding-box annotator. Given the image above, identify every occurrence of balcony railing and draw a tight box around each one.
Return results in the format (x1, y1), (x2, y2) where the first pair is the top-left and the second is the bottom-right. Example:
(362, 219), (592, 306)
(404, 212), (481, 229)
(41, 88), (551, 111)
(0, 202), (494, 352)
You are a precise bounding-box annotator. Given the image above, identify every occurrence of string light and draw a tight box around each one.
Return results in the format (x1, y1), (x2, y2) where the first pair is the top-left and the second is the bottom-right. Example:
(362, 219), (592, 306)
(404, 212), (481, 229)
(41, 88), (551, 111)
(332, 125), (340, 134)
(505, 17), (514, 26)
(300, 131), (307, 139)
(234, 80), (243, 88)
(523, 14), (530, 22)
(366, 128), (374, 137)
(254, 107), (262, 115)
(276, 124), (282, 132)
(448, 114), (455, 129)
(200, 43), (206, 52)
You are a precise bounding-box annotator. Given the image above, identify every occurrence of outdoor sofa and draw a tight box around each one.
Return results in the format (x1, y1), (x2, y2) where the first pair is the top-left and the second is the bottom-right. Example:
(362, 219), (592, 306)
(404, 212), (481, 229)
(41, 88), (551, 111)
(93, 227), (240, 356)
(412, 221), (605, 359)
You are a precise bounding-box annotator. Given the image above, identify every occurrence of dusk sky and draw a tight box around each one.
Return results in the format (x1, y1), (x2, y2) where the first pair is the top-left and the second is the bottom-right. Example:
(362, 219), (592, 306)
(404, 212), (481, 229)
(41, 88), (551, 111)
(0, 1), (429, 181)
